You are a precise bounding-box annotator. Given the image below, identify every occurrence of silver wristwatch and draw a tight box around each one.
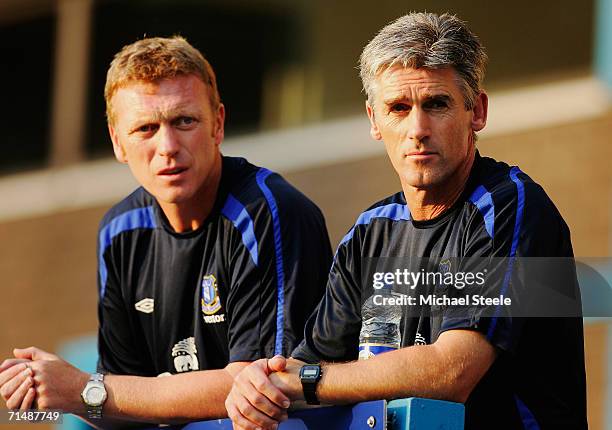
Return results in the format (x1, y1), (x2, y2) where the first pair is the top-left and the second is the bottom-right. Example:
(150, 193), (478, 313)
(81, 373), (107, 419)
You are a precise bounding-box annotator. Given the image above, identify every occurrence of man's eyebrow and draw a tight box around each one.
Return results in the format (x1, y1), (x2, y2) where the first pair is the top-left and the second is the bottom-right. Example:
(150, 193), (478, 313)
(383, 95), (412, 106)
(159, 104), (202, 119)
(129, 107), (201, 124)
(382, 93), (453, 106)
(422, 94), (452, 104)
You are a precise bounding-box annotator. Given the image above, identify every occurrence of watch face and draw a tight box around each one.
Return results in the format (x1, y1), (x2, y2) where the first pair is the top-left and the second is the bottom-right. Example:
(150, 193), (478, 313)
(303, 368), (318, 377)
(301, 365), (321, 380)
(86, 384), (106, 406)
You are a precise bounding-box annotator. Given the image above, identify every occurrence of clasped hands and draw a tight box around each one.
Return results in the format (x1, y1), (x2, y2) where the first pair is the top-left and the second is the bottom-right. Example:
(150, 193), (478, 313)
(226, 355), (308, 430)
(0, 347), (89, 413)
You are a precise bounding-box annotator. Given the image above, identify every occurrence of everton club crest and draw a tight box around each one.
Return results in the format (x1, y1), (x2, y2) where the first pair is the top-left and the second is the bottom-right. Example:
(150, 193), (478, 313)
(201, 274), (222, 316)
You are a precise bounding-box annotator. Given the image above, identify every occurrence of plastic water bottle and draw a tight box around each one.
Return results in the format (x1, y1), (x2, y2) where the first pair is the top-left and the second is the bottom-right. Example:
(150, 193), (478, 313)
(358, 287), (402, 360)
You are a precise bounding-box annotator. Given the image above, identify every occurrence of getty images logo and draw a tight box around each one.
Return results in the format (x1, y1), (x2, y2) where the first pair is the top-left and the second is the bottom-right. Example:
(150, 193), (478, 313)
(372, 262), (486, 291)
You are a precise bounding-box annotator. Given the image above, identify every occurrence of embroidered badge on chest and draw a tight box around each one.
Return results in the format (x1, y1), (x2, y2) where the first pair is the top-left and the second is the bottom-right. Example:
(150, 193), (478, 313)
(201, 274), (226, 323)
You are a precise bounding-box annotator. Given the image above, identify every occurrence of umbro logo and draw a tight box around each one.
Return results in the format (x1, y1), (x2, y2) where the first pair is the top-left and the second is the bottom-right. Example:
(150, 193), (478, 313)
(135, 298), (154, 314)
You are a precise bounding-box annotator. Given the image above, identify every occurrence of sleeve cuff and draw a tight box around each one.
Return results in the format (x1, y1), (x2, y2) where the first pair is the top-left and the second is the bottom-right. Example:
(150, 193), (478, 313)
(439, 316), (519, 354)
(290, 340), (322, 363)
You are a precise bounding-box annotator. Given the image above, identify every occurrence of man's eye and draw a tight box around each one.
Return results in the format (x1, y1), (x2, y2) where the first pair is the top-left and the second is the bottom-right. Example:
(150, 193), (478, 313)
(176, 117), (196, 127)
(390, 103), (410, 112)
(137, 124), (157, 133)
(425, 100), (448, 110)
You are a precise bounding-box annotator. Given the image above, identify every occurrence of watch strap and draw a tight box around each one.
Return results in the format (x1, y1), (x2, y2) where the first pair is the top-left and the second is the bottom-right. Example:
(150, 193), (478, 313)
(86, 404), (103, 420)
(91, 373), (104, 383)
(303, 383), (320, 405)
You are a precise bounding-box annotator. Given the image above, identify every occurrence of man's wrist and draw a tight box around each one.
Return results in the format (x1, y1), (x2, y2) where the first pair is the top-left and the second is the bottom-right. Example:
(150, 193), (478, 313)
(269, 367), (305, 402)
(292, 373), (306, 401)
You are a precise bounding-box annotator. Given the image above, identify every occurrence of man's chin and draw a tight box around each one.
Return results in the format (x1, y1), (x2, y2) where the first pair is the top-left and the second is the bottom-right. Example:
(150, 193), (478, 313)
(401, 173), (443, 190)
(151, 189), (191, 205)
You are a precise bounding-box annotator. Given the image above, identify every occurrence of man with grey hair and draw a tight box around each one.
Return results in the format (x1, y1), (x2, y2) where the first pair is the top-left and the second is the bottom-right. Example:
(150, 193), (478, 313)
(226, 12), (587, 430)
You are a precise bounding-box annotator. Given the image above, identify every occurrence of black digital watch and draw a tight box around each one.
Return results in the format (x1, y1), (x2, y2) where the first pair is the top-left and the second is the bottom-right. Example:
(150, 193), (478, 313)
(299, 364), (323, 405)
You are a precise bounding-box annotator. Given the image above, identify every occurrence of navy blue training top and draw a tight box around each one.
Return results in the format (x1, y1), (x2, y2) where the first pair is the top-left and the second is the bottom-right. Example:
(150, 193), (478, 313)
(97, 156), (332, 376)
(293, 152), (587, 430)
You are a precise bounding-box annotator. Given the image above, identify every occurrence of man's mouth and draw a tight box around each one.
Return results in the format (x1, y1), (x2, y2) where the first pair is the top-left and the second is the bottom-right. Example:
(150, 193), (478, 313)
(405, 151), (437, 159)
(158, 166), (188, 176)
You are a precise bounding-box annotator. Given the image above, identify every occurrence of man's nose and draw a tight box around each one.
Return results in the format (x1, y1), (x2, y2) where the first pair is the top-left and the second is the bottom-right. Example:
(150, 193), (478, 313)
(407, 108), (431, 143)
(156, 124), (180, 157)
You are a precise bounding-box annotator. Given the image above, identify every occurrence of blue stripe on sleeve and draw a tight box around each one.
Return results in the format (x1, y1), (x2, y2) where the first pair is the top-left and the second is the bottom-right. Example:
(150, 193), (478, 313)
(487, 167), (525, 340)
(469, 185), (495, 239)
(255, 169), (286, 356)
(514, 395), (541, 430)
(339, 203), (411, 247)
(221, 194), (259, 267)
(98, 206), (156, 299)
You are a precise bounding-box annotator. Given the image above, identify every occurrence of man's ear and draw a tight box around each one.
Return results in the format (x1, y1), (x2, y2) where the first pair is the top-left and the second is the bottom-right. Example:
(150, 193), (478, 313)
(108, 122), (128, 163)
(366, 100), (382, 141)
(471, 91), (488, 132)
(213, 103), (225, 146)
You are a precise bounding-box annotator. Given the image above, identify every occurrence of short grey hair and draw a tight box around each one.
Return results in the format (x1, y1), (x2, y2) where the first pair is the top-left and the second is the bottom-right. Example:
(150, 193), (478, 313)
(359, 12), (487, 109)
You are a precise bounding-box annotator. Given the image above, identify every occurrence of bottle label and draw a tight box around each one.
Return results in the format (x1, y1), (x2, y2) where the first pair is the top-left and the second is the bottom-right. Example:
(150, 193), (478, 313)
(358, 343), (398, 360)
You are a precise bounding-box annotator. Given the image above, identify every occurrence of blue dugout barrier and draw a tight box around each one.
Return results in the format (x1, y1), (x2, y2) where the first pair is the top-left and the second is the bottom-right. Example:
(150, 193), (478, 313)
(54, 398), (464, 429)
(159, 398), (464, 430)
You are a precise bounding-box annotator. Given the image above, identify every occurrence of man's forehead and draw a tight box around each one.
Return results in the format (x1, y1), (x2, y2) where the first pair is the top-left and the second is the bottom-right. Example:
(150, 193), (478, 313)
(115, 75), (207, 98)
(112, 76), (209, 117)
(374, 66), (461, 99)
(125, 101), (199, 120)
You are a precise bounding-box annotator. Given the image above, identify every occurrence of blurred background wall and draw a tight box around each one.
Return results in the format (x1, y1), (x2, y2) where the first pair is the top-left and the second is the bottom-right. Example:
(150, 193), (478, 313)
(0, 0), (610, 428)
